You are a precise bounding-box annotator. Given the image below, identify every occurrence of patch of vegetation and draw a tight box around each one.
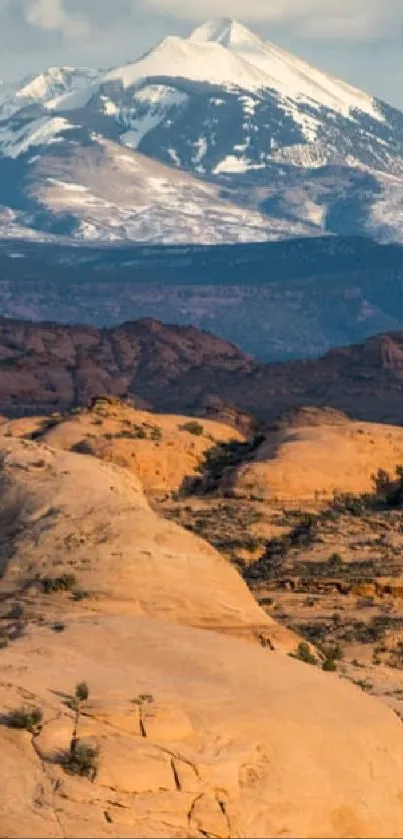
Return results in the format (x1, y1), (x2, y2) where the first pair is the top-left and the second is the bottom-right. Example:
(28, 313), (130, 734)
(327, 553), (344, 571)
(61, 681), (99, 780)
(75, 681), (89, 703)
(353, 679), (374, 693)
(293, 620), (330, 645)
(63, 741), (99, 780)
(104, 423), (162, 442)
(163, 501), (264, 561)
(179, 421), (204, 436)
(73, 589), (90, 601)
(131, 693), (155, 738)
(341, 615), (403, 644)
(191, 434), (266, 493)
(290, 641), (318, 666)
(29, 415), (63, 440)
(244, 512), (321, 579)
(375, 466), (403, 506)
(5, 705), (43, 733)
(322, 658), (337, 672)
(331, 492), (373, 516)
(41, 573), (77, 593)
(330, 465), (403, 516)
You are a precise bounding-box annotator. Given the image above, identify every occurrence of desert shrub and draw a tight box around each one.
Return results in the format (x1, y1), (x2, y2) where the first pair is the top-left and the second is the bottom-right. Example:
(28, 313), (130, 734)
(294, 621), (329, 644)
(327, 552), (343, 570)
(63, 741), (99, 779)
(5, 705), (43, 732)
(264, 512), (319, 562)
(134, 427), (147, 439)
(150, 426), (162, 441)
(331, 492), (372, 516)
(373, 465), (403, 507)
(73, 589), (90, 601)
(353, 679), (373, 692)
(75, 681), (89, 703)
(196, 434), (265, 488)
(291, 641), (318, 666)
(180, 421), (204, 436)
(321, 643), (344, 661)
(42, 573), (77, 593)
(322, 658), (337, 672)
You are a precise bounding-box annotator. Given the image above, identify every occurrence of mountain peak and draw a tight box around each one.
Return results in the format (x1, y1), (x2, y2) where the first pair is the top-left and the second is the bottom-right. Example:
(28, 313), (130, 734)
(188, 18), (263, 50)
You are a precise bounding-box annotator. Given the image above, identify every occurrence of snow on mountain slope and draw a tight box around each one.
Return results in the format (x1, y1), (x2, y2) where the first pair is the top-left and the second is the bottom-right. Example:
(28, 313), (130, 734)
(0, 115), (76, 159)
(0, 67), (99, 122)
(104, 35), (271, 91)
(189, 19), (382, 124)
(28, 135), (317, 244)
(16, 67), (100, 106)
(1, 18), (403, 245)
(120, 85), (188, 151)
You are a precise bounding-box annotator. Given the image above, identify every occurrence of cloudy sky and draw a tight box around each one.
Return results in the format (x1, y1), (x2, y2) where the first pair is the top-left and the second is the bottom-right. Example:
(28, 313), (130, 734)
(1, 0), (403, 108)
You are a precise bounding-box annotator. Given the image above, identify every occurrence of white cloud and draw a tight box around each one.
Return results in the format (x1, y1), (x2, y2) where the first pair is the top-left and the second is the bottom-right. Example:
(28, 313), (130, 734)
(26, 0), (89, 37)
(13, 0), (403, 43)
(145, 0), (403, 40)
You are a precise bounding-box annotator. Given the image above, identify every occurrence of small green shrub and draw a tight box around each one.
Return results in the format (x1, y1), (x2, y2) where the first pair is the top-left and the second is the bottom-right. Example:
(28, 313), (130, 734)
(353, 679), (373, 692)
(73, 589), (90, 601)
(75, 682), (89, 703)
(292, 641), (317, 666)
(322, 658), (337, 672)
(135, 427), (147, 439)
(6, 705), (43, 732)
(327, 552), (344, 570)
(180, 421), (204, 436)
(63, 741), (99, 779)
(42, 573), (77, 593)
(322, 643), (344, 661)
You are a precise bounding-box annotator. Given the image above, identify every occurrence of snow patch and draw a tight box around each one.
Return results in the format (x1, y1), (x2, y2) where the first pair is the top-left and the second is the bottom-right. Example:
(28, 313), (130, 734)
(188, 18), (383, 124)
(0, 116), (76, 158)
(214, 155), (251, 174)
(120, 84), (187, 150)
(104, 36), (271, 91)
(193, 137), (208, 165)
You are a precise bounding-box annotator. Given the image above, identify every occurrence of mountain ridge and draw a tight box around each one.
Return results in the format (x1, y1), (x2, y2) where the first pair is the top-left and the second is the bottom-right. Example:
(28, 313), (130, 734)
(1, 18), (403, 244)
(1, 315), (403, 425)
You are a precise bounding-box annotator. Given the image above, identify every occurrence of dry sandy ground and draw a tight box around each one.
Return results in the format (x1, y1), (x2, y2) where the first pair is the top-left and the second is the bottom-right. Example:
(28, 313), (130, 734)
(2, 438), (403, 836)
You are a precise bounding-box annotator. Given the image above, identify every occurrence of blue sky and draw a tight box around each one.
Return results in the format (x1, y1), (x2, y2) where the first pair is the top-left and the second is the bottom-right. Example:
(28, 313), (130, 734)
(1, 0), (403, 109)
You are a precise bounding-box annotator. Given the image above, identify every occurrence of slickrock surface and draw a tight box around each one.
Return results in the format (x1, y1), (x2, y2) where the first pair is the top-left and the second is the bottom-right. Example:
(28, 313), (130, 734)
(1, 439), (403, 836)
(231, 416), (403, 502)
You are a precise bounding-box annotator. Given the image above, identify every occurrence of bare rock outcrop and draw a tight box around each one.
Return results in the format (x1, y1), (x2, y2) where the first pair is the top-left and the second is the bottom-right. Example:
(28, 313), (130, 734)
(2, 439), (403, 837)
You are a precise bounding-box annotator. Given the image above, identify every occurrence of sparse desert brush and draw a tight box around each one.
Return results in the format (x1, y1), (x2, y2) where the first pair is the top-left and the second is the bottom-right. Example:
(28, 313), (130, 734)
(75, 681), (89, 703)
(63, 741), (99, 780)
(327, 552), (344, 570)
(41, 573), (77, 593)
(179, 420), (204, 436)
(5, 705), (43, 733)
(322, 658), (337, 672)
(290, 641), (318, 666)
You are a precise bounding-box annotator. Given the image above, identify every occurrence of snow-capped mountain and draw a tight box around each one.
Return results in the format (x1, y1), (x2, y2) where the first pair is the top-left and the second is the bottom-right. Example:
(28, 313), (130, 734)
(1, 18), (403, 244)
